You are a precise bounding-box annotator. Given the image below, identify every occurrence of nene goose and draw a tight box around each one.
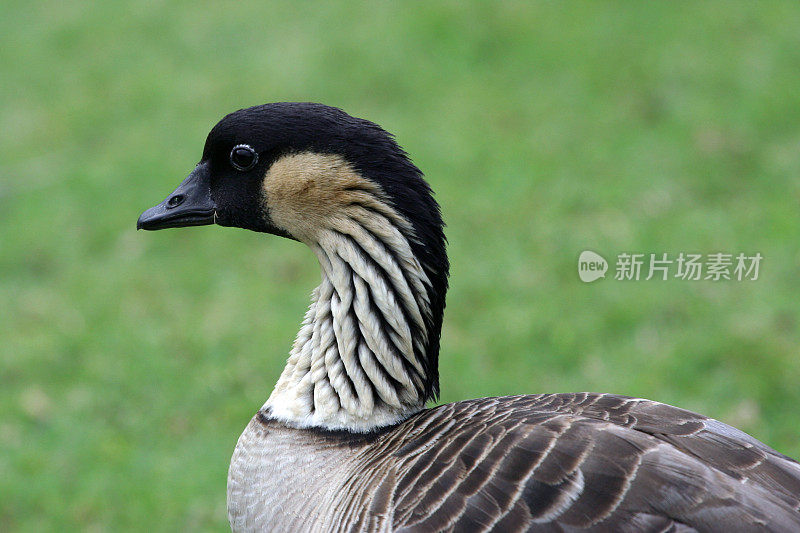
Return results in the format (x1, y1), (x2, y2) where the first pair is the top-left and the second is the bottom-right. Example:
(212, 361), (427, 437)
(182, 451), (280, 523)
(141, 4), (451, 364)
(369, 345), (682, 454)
(138, 102), (800, 532)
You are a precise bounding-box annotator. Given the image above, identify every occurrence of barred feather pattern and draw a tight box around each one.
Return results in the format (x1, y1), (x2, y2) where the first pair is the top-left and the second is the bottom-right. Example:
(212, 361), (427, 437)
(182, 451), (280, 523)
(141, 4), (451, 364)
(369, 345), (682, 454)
(227, 151), (800, 531)
(264, 199), (433, 431)
(228, 393), (800, 532)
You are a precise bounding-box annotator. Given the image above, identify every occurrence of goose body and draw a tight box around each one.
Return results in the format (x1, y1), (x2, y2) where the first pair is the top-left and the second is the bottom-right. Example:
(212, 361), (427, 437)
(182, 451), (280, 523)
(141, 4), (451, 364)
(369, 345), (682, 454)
(138, 103), (800, 532)
(229, 395), (800, 531)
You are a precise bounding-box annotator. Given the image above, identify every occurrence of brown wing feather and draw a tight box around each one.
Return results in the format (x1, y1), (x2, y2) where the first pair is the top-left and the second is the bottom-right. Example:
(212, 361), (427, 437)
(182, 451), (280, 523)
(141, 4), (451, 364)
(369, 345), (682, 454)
(351, 394), (800, 532)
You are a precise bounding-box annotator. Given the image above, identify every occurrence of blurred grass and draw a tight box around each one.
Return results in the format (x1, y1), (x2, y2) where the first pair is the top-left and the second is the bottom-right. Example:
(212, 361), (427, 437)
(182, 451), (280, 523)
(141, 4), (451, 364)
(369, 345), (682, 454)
(1, 1), (799, 530)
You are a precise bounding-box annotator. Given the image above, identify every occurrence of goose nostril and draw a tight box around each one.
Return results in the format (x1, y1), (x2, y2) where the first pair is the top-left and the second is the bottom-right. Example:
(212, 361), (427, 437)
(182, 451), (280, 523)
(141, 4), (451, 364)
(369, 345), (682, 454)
(167, 194), (185, 208)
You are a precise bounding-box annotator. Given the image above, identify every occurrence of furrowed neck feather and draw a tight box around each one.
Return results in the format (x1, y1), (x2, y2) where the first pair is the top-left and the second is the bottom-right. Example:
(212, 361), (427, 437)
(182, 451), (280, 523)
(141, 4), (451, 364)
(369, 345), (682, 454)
(263, 154), (447, 431)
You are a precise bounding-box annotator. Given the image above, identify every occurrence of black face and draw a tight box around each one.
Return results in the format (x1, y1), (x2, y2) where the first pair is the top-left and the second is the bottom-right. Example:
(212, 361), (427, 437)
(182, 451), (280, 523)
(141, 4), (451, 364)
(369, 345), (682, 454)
(137, 136), (278, 235)
(139, 103), (347, 235)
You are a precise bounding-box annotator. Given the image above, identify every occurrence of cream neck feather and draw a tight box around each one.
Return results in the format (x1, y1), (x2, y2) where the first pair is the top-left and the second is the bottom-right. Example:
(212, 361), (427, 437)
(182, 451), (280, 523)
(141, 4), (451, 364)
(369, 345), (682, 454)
(264, 198), (433, 431)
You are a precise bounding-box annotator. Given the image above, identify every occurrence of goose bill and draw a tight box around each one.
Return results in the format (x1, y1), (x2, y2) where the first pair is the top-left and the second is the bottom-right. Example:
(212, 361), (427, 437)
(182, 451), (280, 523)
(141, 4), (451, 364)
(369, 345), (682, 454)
(137, 162), (216, 230)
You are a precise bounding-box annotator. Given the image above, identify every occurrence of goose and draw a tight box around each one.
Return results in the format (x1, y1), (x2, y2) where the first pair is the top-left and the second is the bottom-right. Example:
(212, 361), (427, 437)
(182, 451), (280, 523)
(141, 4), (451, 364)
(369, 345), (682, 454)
(137, 102), (800, 532)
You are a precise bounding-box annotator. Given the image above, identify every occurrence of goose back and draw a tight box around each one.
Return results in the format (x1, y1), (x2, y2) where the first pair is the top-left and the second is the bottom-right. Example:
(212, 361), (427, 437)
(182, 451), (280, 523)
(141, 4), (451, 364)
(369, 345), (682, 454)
(228, 393), (800, 532)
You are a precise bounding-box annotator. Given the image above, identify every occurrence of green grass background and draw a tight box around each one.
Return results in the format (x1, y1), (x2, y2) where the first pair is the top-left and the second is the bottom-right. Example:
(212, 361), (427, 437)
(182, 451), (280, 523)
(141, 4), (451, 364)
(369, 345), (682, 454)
(2, 1), (799, 530)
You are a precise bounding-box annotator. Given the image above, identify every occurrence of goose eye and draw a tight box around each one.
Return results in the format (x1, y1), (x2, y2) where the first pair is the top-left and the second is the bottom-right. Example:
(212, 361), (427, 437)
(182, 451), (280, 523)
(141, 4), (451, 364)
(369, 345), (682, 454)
(230, 144), (258, 171)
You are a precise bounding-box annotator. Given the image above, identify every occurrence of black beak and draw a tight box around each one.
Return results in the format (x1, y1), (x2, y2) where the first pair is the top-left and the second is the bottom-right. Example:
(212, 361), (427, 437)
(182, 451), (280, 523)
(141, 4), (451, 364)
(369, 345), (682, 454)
(137, 162), (217, 230)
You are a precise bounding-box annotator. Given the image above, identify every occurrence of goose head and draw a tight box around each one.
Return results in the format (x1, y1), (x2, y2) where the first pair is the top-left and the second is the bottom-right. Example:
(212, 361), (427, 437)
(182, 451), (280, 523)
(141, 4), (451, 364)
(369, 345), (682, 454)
(138, 103), (440, 242)
(138, 103), (449, 428)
